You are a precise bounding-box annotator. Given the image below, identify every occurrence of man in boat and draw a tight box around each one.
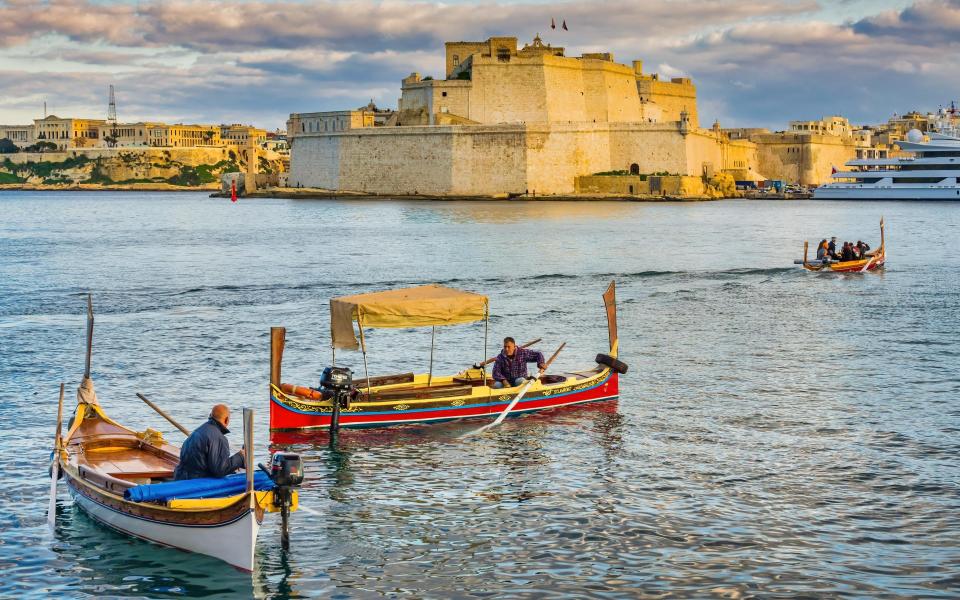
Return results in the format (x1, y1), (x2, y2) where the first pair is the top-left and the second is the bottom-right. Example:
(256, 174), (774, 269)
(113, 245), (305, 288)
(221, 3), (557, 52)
(491, 337), (546, 389)
(828, 237), (838, 259)
(174, 404), (246, 480)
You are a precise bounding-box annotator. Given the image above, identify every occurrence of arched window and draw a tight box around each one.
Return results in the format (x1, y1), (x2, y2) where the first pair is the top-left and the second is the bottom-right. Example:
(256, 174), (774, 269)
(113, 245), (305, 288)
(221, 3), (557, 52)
(630, 163), (640, 175)
(452, 55), (460, 67)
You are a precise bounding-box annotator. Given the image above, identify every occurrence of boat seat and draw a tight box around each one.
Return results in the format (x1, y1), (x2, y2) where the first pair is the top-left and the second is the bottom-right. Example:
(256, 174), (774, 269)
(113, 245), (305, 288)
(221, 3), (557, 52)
(367, 384), (473, 401)
(362, 372), (415, 388)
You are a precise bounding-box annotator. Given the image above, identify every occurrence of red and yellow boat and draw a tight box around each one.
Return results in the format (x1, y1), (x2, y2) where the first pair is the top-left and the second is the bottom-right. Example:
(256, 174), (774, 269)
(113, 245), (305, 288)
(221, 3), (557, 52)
(799, 218), (886, 272)
(269, 281), (627, 431)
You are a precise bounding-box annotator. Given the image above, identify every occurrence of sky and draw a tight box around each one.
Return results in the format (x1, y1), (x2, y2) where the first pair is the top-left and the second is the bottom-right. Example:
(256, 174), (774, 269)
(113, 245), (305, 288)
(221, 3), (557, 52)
(1, 0), (958, 130)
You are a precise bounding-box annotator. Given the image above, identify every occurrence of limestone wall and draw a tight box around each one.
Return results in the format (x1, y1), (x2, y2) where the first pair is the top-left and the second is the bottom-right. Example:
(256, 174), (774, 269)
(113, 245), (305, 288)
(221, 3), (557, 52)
(752, 133), (856, 185)
(290, 121), (755, 196)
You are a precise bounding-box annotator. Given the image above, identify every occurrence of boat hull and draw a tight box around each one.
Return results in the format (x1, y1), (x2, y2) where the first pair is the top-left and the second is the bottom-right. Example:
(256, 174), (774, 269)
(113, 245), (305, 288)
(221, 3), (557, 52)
(813, 186), (960, 200)
(65, 471), (261, 571)
(804, 254), (885, 272)
(270, 370), (619, 430)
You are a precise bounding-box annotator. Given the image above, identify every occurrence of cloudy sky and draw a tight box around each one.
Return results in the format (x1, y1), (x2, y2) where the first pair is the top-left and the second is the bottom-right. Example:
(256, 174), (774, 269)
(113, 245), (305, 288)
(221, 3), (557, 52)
(1, 0), (958, 130)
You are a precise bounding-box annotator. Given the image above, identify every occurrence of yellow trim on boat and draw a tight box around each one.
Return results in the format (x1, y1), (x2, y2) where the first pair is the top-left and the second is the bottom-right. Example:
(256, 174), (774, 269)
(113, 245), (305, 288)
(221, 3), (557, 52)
(167, 490), (298, 513)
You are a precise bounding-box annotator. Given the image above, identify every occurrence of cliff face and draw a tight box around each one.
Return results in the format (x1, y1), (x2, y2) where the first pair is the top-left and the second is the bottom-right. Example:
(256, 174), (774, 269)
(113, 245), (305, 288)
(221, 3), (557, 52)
(0, 147), (285, 188)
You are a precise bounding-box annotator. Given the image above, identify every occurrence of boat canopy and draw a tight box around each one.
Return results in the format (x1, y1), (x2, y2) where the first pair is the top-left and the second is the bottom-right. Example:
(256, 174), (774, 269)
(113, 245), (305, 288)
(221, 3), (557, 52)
(331, 284), (489, 350)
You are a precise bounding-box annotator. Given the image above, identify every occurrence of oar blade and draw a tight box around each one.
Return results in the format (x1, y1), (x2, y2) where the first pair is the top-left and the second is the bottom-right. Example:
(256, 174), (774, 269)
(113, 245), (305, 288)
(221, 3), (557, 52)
(47, 460), (58, 531)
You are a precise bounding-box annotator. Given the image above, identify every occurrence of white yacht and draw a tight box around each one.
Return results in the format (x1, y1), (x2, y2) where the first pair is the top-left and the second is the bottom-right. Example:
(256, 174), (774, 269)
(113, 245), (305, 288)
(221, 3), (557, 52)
(815, 120), (960, 201)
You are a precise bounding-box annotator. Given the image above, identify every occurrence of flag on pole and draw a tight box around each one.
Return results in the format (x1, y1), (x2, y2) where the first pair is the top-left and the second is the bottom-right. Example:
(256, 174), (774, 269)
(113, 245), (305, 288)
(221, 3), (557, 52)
(551, 17), (556, 29)
(562, 19), (568, 31)
(831, 166), (837, 175)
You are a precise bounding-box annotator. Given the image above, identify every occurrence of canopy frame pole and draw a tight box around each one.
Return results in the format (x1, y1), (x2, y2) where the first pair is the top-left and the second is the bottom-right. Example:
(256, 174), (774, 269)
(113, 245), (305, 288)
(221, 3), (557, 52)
(427, 326), (436, 387)
(482, 304), (489, 388)
(331, 346), (335, 367)
(357, 318), (371, 396)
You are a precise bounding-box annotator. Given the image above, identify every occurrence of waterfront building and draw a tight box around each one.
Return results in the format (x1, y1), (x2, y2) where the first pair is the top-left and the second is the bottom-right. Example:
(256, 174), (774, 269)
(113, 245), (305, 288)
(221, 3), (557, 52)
(220, 124), (268, 147)
(0, 125), (35, 148)
(148, 124), (222, 147)
(95, 122), (165, 147)
(33, 116), (106, 150)
(288, 35), (757, 196)
(789, 116), (852, 137)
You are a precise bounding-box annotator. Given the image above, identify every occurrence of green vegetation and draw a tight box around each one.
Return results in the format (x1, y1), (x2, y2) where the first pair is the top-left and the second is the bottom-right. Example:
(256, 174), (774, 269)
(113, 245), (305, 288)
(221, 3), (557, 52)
(592, 169), (677, 181)
(422, 76), (434, 81)
(456, 71), (471, 81)
(0, 171), (24, 183)
(0, 139), (19, 154)
(10, 155), (91, 179)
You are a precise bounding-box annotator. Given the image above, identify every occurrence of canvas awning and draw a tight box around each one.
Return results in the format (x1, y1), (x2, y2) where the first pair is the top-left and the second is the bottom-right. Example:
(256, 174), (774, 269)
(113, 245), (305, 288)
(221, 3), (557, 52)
(331, 284), (489, 350)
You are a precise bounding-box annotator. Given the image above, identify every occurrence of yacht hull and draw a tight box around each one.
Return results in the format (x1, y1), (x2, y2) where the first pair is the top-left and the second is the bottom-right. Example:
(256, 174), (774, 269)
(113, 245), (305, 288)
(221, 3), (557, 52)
(814, 186), (960, 200)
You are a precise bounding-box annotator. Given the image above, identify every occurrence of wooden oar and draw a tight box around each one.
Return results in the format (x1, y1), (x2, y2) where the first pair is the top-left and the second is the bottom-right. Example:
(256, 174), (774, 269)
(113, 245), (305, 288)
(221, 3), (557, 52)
(136, 393), (190, 436)
(475, 338), (541, 367)
(860, 253), (878, 272)
(466, 342), (566, 436)
(48, 383), (64, 531)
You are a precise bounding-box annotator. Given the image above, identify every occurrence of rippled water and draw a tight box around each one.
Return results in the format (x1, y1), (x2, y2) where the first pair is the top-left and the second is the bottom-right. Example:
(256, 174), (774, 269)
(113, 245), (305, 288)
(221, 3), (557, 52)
(1, 192), (958, 598)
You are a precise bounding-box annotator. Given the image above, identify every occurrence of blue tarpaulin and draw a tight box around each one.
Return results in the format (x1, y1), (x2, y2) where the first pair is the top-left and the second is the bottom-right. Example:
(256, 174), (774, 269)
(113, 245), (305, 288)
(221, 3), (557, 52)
(124, 471), (274, 503)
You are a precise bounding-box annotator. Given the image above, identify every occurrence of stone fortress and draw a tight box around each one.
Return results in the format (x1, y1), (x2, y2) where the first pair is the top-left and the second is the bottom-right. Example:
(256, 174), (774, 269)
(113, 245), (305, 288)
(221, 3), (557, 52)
(288, 35), (759, 196)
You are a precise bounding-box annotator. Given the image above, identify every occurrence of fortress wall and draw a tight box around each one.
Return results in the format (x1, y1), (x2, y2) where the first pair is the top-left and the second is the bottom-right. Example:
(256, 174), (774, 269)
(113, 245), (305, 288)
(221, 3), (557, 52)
(636, 78), (698, 126)
(450, 128), (528, 195)
(607, 124), (689, 174)
(289, 135), (342, 189)
(524, 124), (612, 194)
(752, 133), (855, 185)
(540, 56), (588, 123)
(581, 61), (644, 124)
(470, 58), (549, 123)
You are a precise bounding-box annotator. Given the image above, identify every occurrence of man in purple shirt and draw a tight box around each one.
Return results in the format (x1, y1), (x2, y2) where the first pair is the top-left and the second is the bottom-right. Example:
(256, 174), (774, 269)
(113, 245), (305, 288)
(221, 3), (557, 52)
(491, 337), (545, 389)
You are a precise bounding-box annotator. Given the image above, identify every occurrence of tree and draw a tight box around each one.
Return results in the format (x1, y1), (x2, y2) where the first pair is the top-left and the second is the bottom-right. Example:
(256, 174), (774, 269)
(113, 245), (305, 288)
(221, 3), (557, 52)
(0, 138), (19, 153)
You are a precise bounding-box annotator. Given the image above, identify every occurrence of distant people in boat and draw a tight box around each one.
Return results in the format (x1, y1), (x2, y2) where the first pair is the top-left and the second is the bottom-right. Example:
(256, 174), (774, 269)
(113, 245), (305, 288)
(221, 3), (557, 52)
(828, 237), (838, 259)
(174, 404), (246, 480)
(492, 337), (546, 389)
(857, 240), (870, 257)
(816, 239), (828, 261)
(841, 242), (856, 262)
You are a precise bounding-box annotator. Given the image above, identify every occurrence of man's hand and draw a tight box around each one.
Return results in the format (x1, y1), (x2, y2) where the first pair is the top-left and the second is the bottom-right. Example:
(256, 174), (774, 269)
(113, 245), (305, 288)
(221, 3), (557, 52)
(537, 363), (545, 371)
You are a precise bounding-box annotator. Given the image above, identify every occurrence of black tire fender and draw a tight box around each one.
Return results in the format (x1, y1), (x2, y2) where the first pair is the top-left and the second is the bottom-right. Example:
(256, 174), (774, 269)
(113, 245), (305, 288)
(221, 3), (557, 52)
(595, 353), (628, 374)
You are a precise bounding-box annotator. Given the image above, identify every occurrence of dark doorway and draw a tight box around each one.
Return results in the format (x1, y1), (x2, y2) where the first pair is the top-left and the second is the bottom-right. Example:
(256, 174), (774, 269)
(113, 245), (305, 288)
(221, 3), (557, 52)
(630, 163), (640, 175)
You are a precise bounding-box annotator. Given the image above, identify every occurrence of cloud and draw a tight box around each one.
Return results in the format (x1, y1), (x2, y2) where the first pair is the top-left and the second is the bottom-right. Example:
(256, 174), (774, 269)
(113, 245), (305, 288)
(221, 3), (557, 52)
(0, 0), (957, 129)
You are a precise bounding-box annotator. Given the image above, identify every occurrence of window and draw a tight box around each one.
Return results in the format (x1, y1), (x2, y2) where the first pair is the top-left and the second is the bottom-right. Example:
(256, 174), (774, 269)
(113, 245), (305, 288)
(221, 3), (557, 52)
(497, 47), (510, 62)
(630, 163), (640, 175)
(442, 91), (447, 97)
(452, 55), (459, 67)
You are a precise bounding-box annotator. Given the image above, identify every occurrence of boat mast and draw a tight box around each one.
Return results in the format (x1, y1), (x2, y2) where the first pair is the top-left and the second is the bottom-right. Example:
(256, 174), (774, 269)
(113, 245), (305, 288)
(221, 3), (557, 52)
(84, 294), (94, 379)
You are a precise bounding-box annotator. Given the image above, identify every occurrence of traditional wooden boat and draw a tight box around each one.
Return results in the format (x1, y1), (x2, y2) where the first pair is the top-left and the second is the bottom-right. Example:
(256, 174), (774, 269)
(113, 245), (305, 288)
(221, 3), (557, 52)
(797, 218), (886, 272)
(50, 298), (301, 571)
(269, 281), (628, 431)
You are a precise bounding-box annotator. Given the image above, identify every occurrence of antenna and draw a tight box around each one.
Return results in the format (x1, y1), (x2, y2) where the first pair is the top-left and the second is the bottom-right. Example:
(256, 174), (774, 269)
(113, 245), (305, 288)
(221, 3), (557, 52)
(43, 100), (47, 118)
(107, 85), (117, 124)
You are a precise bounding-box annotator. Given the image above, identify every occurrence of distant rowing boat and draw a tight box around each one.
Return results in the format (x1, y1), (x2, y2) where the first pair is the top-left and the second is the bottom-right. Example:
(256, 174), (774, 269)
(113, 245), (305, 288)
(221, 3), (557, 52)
(795, 218), (886, 273)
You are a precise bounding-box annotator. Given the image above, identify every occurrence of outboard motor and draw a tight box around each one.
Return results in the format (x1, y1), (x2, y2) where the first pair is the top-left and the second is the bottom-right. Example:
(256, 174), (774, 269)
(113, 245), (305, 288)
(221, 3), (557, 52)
(319, 366), (353, 433)
(259, 452), (304, 551)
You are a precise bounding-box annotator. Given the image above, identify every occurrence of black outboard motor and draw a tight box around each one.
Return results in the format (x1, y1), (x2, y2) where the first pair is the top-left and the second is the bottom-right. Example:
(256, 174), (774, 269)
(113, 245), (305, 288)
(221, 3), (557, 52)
(319, 366), (353, 433)
(259, 452), (304, 550)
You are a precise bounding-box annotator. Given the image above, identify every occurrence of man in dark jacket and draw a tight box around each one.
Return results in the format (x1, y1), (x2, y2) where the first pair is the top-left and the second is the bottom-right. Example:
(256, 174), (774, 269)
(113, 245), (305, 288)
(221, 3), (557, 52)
(492, 337), (545, 389)
(174, 404), (246, 480)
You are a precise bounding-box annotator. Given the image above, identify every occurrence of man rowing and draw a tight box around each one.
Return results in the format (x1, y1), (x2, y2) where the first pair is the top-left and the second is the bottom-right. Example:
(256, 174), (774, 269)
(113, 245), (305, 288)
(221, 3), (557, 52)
(174, 404), (246, 480)
(492, 337), (545, 389)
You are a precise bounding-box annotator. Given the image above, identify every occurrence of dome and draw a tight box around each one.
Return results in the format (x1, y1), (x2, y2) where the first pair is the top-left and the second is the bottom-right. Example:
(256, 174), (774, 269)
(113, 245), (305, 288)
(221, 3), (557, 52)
(906, 128), (924, 143)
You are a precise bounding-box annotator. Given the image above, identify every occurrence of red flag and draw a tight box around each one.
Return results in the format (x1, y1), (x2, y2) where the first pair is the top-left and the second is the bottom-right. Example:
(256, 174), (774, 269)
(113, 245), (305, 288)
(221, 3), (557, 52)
(551, 17), (556, 29)
(562, 19), (568, 31)
(231, 179), (237, 202)
(831, 165), (837, 175)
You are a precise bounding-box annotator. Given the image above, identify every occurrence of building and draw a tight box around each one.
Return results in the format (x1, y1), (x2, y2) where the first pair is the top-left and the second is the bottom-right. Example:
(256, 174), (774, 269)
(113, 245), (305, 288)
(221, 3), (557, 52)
(789, 116), (852, 137)
(0, 125), (35, 148)
(33, 116), (106, 149)
(96, 122), (165, 147)
(289, 35), (758, 196)
(220, 124), (268, 146)
(149, 124), (222, 147)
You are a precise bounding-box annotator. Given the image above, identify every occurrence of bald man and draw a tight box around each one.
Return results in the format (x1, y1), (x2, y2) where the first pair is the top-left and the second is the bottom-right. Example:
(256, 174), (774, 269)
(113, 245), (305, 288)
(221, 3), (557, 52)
(174, 404), (246, 480)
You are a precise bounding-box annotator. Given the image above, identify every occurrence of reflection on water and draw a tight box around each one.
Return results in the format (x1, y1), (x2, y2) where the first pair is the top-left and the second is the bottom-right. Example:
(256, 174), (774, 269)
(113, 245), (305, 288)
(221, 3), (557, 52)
(1, 192), (959, 598)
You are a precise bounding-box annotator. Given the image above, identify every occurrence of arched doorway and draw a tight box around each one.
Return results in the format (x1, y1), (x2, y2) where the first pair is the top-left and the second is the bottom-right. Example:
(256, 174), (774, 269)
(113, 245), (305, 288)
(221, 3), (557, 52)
(630, 163), (640, 175)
